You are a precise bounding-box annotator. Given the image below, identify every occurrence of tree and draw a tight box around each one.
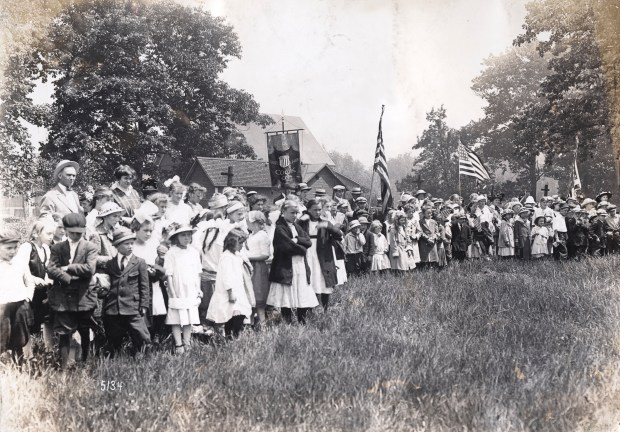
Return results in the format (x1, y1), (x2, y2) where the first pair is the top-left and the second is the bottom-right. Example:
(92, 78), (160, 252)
(411, 106), (473, 198)
(513, 0), (614, 195)
(1, 0), (272, 192)
(327, 151), (373, 190)
(469, 43), (551, 195)
(386, 152), (418, 187)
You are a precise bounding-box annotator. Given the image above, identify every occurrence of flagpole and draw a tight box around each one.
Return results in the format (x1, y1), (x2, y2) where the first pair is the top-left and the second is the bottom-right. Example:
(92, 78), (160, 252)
(368, 105), (384, 210)
(457, 133), (462, 197)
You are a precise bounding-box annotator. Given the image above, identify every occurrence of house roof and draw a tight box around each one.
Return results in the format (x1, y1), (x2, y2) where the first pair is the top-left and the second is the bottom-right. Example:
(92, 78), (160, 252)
(192, 157), (272, 188)
(302, 164), (363, 190)
(189, 156), (361, 190)
(236, 114), (335, 166)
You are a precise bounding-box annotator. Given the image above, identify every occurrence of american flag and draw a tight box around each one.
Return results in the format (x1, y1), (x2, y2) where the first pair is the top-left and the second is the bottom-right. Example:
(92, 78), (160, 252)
(458, 140), (490, 181)
(374, 105), (393, 213)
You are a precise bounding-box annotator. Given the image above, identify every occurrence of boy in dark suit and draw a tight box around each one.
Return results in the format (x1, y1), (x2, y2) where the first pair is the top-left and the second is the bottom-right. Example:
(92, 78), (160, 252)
(47, 213), (98, 368)
(451, 213), (473, 262)
(100, 227), (151, 355)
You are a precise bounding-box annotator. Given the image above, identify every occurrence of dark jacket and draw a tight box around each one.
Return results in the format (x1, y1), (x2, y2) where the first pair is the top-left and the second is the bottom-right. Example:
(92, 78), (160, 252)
(298, 218), (343, 288)
(363, 229), (376, 257)
(451, 221), (472, 252)
(48, 239), (98, 312)
(513, 218), (532, 260)
(102, 255), (150, 315)
(269, 217), (312, 285)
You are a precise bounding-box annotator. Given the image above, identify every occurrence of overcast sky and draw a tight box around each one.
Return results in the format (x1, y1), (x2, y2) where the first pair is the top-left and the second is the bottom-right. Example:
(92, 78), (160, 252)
(182, 0), (529, 167)
(26, 0), (529, 168)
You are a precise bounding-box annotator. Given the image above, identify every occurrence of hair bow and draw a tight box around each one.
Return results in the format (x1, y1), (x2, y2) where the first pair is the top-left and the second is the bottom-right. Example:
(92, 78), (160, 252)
(163, 175), (180, 188)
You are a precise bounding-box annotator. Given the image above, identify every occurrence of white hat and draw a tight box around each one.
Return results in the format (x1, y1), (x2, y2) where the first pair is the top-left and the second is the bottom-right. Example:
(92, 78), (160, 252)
(168, 224), (196, 239)
(226, 201), (245, 214)
(348, 220), (361, 230)
(97, 202), (125, 218)
(53, 160), (80, 180)
(524, 196), (536, 205)
(209, 193), (228, 209)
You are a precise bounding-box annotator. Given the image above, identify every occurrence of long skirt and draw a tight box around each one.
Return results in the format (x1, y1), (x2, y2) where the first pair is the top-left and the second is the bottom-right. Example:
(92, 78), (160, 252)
(308, 239), (333, 295)
(0, 300), (33, 353)
(152, 282), (167, 316)
(267, 256), (319, 309)
(251, 260), (270, 308)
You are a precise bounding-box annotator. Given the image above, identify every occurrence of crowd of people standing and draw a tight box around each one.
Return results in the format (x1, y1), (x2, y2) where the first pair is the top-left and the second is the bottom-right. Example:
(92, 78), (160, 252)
(1, 159), (618, 368)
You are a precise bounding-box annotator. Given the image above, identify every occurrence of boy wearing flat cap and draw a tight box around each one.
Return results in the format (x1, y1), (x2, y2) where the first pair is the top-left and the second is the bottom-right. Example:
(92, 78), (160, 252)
(47, 213), (98, 368)
(99, 227), (151, 355)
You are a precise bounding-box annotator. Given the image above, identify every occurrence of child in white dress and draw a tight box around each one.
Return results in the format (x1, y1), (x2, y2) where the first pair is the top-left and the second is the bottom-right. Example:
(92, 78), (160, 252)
(163, 225), (202, 354)
(245, 211), (271, 324)
(207, 229), (254, 338)
(131, 213), (168, 344)
(531, 216), (550, 259)
(370, 220), (390, 273)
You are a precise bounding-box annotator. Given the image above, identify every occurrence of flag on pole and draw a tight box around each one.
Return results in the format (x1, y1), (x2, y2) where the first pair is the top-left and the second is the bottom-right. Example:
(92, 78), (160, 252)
(458, 141), (491, 181)
(374, 106), (393, 212)
(570, 158), (581, 198)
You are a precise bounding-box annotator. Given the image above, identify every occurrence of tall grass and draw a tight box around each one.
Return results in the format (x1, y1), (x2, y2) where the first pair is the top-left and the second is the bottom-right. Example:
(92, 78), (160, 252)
(2, 257), (620, 431)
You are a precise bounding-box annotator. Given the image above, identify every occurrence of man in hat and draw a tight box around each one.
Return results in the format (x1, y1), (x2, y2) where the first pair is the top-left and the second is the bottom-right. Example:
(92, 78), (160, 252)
(604, 204), (620, 254)
(314, 188), (327, 199)
(99, 227), (151, 355)
(47, 213), (98, 368)
(295, 183), (311, 203)
(353, 197), (369, 220)
(40, 160), (83, 219)
(332, 185), (347, 206)
(349, 187), (363, 211)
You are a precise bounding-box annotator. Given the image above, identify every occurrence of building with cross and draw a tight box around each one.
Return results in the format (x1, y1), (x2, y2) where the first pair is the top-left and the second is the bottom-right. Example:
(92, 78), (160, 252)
(179, 114), (363, 201)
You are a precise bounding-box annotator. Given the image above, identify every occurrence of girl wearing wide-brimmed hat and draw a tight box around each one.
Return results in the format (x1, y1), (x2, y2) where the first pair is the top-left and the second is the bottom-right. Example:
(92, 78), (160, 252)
(497, 209), (515, 258)
(163, 224), (202, 354)
(388, 210), (415, 273)
(531, 216), (550, 259)
(89, 201), (125, 268)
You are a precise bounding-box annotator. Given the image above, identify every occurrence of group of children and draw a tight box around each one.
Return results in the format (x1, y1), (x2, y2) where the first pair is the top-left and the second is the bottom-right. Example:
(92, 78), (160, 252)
(1, 172), (618, 367)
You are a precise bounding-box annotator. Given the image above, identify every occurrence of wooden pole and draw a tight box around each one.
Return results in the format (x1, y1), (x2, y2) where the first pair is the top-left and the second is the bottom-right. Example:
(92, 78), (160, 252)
(369, 105), (385, 212)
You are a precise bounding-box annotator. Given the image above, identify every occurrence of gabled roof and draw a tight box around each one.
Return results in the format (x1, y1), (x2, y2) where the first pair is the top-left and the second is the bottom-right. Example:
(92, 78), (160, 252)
(302, 163), (363, 190)
(192, 157), (272, 188)
(236, 115), (335, 166)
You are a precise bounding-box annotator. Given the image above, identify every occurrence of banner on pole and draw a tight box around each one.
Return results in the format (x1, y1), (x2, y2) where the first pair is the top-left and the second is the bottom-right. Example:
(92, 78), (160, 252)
(267, 131), (302, 190)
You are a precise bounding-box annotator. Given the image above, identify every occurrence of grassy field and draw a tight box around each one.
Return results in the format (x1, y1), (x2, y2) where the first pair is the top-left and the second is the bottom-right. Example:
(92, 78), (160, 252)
(2, 257), (620, 431)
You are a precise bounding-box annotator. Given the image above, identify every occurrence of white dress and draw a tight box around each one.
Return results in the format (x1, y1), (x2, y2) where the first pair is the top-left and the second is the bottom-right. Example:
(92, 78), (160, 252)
(163, 246), (201, 325)
(165, 201), (193, 225)
(133, 239), (167, 316)
(207, 250), (253, 324)
(267, 224), (319, 309)
(307, 221), (332, 295)
(371, 233), (391, 271)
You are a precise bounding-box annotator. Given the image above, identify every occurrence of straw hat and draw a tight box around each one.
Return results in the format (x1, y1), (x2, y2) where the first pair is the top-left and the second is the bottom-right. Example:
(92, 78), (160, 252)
(53, 160), (80, 180)
(97, 202), (125, 218)
(348, 220), (361, 230)
(168, 224), (196, 239)
(208, 193), (228, 209)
